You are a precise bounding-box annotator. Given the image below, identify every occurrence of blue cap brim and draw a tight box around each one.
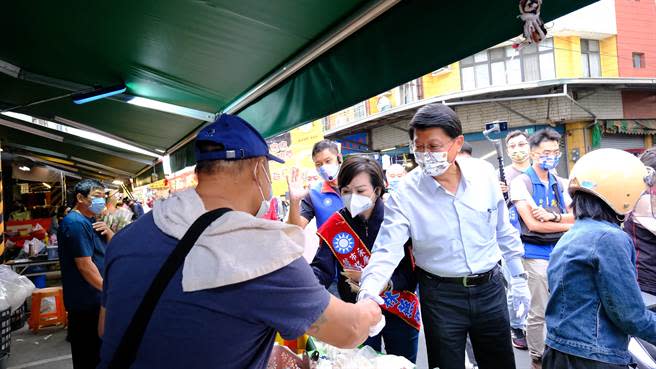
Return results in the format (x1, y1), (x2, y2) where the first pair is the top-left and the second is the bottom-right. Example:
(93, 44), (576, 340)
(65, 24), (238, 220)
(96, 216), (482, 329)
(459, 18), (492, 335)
(267, 153), (285, 164)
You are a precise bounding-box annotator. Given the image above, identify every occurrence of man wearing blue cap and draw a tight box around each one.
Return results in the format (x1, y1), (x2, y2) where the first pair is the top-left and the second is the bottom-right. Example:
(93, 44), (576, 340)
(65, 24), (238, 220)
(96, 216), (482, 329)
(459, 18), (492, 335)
(98, 114), (383, 369)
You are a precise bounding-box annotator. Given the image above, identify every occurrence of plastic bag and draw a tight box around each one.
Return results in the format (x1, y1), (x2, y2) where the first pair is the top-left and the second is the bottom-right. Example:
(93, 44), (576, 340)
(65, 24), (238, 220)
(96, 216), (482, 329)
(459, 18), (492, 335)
(312, 341), (415, 369)
(25, 238), (46, 255)
(0, 265), (36, 312)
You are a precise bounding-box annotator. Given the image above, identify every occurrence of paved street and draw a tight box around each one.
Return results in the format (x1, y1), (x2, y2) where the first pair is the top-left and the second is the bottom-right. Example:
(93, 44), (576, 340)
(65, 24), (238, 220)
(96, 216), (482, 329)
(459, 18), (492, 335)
(6, 325), (531, 369)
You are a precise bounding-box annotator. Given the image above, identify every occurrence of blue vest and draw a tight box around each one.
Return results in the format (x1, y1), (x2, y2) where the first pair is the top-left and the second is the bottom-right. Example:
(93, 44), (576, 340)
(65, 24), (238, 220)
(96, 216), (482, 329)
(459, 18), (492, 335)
(308, 181), (343, 228)
(522, 167), (566, 260)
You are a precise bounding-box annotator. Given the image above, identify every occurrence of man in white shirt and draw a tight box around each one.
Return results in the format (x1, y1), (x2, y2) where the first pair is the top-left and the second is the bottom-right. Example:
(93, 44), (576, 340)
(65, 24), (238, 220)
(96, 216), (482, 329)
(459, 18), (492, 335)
(359, 103), (530, 369)
(500, 130), (532, 351)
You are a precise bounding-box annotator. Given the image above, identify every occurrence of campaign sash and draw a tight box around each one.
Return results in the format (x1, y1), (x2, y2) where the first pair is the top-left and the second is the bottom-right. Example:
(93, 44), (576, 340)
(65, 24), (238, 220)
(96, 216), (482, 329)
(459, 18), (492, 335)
(317, 212), (421, 330)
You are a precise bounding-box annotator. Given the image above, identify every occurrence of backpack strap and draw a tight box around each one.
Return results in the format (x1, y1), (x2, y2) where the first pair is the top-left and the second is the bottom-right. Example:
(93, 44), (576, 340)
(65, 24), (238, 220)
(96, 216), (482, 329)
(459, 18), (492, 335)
(107, 207), (232, 369)
(549, 173), (566, 213)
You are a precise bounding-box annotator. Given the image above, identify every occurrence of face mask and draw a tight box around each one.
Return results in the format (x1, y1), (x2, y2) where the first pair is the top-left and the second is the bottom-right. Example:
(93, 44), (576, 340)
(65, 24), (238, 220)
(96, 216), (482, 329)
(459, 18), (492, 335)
(388, 179), (401, 191)
(538, 155), (560, 171)
(415, 151), (451, 177)
(510, 150), (529, 163)
(318, 163), (340, 182)
(254, 162), (273, 218)
(89, 197), (106, 215)
(342, 193), (374, 218)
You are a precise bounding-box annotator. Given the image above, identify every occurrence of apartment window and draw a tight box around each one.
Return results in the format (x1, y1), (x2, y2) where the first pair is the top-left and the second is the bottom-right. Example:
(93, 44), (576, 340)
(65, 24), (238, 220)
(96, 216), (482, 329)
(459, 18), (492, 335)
(633, 52), (645, 68)
(581, 39), (601, 77)
(460, 38), (555, 90)
(400, 79), (420, 104)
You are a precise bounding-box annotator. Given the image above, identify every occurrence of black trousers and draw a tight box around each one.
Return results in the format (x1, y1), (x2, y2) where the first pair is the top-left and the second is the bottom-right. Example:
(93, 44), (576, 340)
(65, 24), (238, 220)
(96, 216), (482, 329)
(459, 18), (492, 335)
(543, 347), (634, 369)
(68, 309), (101, 369)
(418, 268), (516, 369)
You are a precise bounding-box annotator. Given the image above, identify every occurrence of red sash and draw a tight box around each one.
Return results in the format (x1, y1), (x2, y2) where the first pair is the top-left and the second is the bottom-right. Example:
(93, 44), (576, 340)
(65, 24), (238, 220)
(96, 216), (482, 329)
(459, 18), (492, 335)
(317, 212), (421, 331)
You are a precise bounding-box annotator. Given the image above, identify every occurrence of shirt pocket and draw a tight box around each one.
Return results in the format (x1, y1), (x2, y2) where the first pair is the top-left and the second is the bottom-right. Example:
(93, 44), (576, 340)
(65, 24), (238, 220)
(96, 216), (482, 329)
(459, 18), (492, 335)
(456, 202), (498, 245)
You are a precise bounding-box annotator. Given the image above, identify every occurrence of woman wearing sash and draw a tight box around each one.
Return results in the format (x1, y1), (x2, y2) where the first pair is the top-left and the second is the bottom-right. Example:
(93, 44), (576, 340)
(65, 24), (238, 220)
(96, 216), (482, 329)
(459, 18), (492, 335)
(311, 156), (419, 362)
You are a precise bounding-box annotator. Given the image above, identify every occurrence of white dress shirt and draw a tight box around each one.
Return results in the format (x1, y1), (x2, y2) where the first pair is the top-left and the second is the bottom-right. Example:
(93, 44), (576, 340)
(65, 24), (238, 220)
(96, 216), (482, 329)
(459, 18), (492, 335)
(360, 158), (525, 295)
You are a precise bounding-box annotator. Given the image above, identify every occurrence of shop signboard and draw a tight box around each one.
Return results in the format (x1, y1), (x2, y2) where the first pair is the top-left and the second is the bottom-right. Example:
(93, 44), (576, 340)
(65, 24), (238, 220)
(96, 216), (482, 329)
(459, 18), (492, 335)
(267, 120), (324, 197)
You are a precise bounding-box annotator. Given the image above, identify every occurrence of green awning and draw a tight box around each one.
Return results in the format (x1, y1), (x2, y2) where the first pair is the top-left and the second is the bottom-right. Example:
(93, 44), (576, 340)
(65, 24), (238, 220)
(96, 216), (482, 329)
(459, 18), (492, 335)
(603, 120), (656, 135)
(0, 0), (597, 175)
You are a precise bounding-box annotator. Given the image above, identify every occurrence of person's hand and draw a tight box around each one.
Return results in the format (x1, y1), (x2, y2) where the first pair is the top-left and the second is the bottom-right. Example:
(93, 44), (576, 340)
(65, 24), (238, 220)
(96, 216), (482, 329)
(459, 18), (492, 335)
(286, 167), (309, 202)
(532, 206), (555, 222)
(341, 269), (362, 283)
(500, 181), (509, 194)
(93, 221), (114, 239)
(357, 298), (385, 337)
(511, 275), (531, 322)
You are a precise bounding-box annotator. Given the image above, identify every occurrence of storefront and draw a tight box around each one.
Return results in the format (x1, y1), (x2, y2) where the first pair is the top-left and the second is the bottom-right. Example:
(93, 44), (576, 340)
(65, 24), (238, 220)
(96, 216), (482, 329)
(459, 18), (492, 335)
(599, 119), (655, 154)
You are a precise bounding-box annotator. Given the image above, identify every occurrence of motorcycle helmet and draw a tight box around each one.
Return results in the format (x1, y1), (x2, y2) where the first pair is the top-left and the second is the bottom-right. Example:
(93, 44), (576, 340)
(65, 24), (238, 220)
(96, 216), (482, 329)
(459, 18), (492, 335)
(569, 148), (655, 215)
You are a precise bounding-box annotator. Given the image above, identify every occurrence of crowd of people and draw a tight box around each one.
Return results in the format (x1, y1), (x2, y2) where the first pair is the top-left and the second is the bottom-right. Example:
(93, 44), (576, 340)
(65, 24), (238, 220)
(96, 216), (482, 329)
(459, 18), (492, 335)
(53, 106), (656, 369)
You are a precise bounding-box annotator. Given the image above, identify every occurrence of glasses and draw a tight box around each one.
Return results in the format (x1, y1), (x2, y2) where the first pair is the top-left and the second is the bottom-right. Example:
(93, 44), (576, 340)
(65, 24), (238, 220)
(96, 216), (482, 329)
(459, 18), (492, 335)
(411, 140), (453, 153)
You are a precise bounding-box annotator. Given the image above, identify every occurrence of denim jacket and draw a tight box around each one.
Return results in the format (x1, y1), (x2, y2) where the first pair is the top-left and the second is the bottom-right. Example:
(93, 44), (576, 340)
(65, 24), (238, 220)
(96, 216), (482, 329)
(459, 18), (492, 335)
(545, 218), (656, 365)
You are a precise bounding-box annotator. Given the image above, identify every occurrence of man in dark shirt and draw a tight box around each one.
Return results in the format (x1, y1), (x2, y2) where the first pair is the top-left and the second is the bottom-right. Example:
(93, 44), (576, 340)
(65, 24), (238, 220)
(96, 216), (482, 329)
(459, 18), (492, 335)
(98, 114), (382, 369)
(58, 179), (114, 369)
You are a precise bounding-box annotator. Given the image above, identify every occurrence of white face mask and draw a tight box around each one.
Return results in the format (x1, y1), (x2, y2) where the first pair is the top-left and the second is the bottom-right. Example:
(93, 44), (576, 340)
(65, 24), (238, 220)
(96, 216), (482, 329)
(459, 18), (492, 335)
(254, 162), (273, 218)
(318, 163), (340, 182)
(342, 193), (374, 218)
(415, 151), (451, 177)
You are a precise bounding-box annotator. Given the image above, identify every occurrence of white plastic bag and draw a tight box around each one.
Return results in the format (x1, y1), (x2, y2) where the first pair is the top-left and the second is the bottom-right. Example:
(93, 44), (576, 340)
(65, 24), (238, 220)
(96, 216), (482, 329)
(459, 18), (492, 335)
(313, 341), (415, 369)
(0, 265), (36, 311)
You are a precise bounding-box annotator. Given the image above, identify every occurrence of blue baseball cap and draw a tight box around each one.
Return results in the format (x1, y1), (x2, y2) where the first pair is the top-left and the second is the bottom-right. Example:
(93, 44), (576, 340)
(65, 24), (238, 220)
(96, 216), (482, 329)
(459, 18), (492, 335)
(194, 114), (284, 163)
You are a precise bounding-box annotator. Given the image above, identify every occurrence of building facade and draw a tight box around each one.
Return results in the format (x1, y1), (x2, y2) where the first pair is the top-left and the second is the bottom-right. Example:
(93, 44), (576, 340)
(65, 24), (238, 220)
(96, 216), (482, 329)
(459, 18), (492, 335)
(322, 0), (656, 174)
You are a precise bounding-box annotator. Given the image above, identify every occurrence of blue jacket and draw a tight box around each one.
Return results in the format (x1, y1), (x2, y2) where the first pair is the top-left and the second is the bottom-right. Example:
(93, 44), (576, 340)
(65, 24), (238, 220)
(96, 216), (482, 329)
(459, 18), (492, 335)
(311, 198), (417, 303)
(545, 218), (656, 365)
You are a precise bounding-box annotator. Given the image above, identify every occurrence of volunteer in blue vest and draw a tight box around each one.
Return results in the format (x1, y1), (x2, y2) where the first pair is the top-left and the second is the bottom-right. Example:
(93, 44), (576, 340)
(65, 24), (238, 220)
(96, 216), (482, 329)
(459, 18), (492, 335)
(359, 103), (531, 369)
(544, 148), (656, 369)
(509, 128), (574, 368)
(312, 156), (419, 362)
(98, 114), (383, 369)
(287, 140), (343, 229)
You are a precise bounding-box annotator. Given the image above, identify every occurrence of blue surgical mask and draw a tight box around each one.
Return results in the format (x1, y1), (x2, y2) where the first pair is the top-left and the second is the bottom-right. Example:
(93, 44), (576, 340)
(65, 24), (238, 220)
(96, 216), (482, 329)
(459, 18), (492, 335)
(538, 155), (560, 171)
(388, 179), (401, 191)
(89, 197), (106, 215)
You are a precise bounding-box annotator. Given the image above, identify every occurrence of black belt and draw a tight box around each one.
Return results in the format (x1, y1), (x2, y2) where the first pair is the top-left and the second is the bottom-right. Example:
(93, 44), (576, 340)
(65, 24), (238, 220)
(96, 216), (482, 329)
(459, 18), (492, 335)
(419, 266), (498, 287)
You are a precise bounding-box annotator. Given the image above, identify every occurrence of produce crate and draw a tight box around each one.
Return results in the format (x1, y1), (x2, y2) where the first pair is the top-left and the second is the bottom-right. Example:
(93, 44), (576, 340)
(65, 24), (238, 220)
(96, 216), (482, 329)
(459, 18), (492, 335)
(0, 308), (11, 354)
(10, 303), (27, 332)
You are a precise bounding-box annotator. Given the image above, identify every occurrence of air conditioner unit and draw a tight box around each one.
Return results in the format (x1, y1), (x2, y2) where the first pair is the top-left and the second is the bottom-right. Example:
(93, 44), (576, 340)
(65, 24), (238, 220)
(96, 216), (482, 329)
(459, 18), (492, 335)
(431, 66), (452, 77)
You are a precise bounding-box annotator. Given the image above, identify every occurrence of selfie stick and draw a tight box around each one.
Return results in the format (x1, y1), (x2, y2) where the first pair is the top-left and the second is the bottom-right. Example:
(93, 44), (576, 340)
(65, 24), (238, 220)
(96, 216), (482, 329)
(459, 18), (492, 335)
(483, 122), (508, 201)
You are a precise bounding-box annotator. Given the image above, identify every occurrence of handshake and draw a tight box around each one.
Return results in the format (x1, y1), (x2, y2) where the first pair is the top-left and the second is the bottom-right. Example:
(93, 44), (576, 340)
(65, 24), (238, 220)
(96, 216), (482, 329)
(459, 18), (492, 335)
(342, 269), (386, 337)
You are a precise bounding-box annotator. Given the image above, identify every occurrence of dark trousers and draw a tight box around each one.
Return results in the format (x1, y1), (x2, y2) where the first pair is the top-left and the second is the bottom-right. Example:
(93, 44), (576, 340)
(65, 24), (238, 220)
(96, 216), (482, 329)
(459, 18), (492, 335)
(68, 309), (101, 369)
(418, 268), (516, 369)
(543, 346), (632, 369)
(363, 311), (419, 363)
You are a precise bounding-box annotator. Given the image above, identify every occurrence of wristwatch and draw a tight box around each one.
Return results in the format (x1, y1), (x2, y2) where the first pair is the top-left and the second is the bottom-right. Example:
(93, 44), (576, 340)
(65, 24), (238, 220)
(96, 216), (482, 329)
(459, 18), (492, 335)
(515, 272), (528, 280)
